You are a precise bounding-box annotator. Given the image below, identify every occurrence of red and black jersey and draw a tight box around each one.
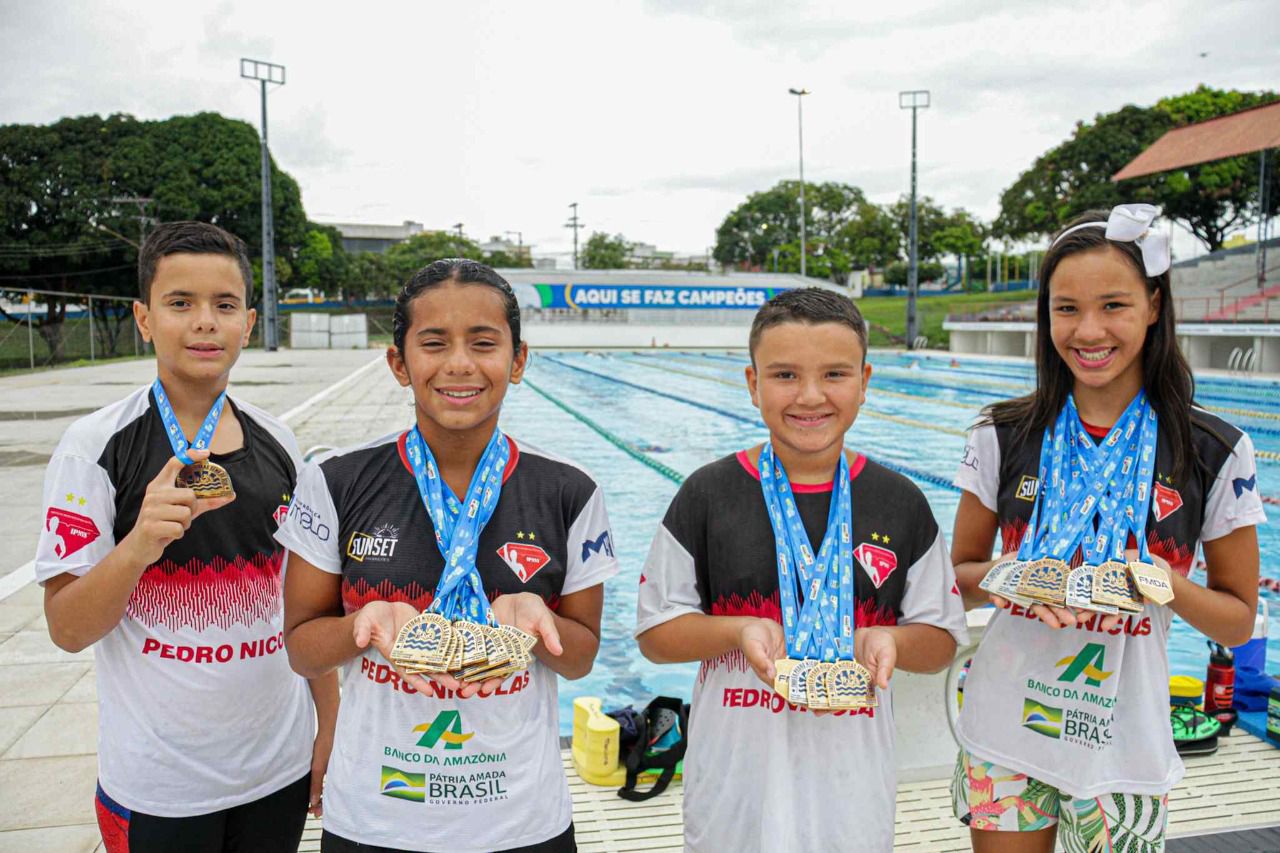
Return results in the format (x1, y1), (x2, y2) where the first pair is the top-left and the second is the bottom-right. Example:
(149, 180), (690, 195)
(34, 385), (313, 817)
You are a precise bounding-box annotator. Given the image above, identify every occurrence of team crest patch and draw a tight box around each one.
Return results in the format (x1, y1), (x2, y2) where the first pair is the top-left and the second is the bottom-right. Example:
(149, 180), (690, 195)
(854, 542), (899, 588)
(45, 508), (101, 559)
(498, 542), (551, 582)
(1015, 475), (1039, 502)
(1152, 482), (1183, 521)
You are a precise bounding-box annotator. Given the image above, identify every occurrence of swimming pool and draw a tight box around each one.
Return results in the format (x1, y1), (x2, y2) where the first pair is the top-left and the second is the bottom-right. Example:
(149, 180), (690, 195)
(497, 349), (1280, 733)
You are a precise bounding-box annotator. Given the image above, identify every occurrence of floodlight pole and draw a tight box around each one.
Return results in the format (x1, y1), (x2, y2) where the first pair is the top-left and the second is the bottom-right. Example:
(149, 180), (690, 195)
(789, 88), (810, 278)
(900, 89), (930, 349)
(1259, 149), (1271, 289)
(241, 58), (285, 351)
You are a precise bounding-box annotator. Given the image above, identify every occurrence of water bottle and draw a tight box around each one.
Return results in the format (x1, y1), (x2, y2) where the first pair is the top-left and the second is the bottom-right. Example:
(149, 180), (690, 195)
(1204, 641), (1235, 714)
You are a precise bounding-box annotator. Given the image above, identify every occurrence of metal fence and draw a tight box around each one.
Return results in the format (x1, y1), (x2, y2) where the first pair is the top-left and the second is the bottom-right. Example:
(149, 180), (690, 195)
(0, 288), (151, 373)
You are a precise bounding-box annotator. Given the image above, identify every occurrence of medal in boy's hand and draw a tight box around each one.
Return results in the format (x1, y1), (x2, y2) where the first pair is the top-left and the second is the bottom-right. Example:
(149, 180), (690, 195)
(1016, 558), (1070, 606)
(176, 460), (235, 499)
(152, 378), (235, 498)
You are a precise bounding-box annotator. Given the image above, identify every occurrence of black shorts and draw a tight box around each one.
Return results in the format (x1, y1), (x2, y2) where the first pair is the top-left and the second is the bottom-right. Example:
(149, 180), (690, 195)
(321, 822), (575, 853)
(95, 772), (310, 853)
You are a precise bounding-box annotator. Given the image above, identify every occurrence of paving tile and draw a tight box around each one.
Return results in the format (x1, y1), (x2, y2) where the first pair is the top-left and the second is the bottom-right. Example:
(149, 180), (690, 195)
(0, 825), (102, 853)
(0, 755), (98, 831)
(0, 706), (45, 755)
(4, 703), (97, 759)
(0, 605), (40, 635)
(0, 585), (41, 608)
(0, 632), (92, 665)
(59, 669), (96, 704)
(0, 663), (89, 708)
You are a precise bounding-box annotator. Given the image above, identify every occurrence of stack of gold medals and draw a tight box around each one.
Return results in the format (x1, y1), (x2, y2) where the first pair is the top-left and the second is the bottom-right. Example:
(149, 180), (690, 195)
(979, 555), (1173, 614)
(979, 392), (1175, 615)
(391, 613), (537, 683)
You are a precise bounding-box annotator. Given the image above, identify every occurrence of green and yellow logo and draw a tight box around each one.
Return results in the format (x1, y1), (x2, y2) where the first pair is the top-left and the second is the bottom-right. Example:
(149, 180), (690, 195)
(1056, 642), (1114, 688)
(1022, 698), (1062, 738)
(414, 710), (474, 750)
(380, 765), (425, 802)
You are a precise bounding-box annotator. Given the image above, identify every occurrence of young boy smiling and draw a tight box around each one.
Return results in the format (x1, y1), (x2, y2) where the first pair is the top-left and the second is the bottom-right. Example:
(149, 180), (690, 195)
(35, 221), (337, 853)
(635, 288), (967, 852)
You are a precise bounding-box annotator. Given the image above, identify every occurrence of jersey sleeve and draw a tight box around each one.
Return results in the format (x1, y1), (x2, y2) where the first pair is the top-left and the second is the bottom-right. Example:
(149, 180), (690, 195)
(561, 486), (621, 596)
(897, 527), (970, 647)
(35, 452), (116, 583)
(635, 479), (706, 637)
(1200, 431), (1267, 542)
(953, 421), (1000, 512)
(273, 461), (342, 574)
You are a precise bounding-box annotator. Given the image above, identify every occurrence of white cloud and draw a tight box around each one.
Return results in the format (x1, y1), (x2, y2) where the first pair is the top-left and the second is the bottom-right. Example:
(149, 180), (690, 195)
(1, 0), (1276, 257)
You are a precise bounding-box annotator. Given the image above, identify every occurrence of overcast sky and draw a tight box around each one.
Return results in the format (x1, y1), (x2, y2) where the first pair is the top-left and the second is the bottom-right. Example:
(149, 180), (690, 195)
(2, 0), (1276, 262)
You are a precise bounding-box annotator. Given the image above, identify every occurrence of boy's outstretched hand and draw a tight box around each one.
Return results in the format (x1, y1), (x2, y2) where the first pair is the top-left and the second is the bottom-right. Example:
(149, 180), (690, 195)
(738, 617), (786, 689)
(854, 627), (897, 690)
(351, 600), (453, 695)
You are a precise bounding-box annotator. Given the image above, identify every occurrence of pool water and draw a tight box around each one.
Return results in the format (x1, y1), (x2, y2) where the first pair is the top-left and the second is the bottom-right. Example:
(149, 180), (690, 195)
(498, 350), (1280, 733)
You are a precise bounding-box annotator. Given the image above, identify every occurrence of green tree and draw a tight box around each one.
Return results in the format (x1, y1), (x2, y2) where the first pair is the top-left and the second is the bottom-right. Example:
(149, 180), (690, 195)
(996, 86), (1280, 251)
(934, 209), (988, 289)
(344, 251), (400, 301)
(836, 200), (900, 273)
(890, 195), (950, 264)
(883, 260), (946, 286)
(485, 249), (533, 268)
(714, 180), (873, 281)
(384, 231), (483, 282)
(580, 232), (630, 269)
(0, 111), (312, 363)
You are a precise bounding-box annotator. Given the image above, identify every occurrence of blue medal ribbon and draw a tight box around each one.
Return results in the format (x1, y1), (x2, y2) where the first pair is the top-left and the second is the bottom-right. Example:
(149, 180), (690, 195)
(758, 444), (855, 661)
(151, 378), (227, 465)
(405, 427), (509, 624)
(1018, 392), (1158, 565)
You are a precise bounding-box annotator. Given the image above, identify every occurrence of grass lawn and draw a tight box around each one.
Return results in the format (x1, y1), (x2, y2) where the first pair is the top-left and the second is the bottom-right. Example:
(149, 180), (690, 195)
(855, 290), (1034, 348)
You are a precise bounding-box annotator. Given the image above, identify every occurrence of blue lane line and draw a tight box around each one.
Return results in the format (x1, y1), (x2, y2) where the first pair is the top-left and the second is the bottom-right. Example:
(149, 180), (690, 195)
(540, 355), (961, 493)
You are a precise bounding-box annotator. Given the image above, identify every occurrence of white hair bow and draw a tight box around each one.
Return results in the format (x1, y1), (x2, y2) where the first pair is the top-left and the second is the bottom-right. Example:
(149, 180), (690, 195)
(1051, 203), (1171, 277)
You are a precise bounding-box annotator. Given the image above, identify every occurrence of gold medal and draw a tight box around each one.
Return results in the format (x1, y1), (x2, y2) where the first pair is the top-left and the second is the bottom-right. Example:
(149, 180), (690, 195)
(804, 662), (833, 710)
(979, 559), (1020, 595)
(826, 659), (876, 710)
(789, 658), (819, 706)
(1093, 560), (1143, 610)
(452, 622), (488, 667)
(1017, 558), (1070, 606)
(773, 658), (799, 701)
(1128, 561), (1174, 606)
(392, 613), (452, 670)
(176, 459), (234, 499)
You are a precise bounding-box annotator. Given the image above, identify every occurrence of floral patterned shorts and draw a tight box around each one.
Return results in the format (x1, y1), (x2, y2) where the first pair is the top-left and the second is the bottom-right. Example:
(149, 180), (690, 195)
(951, 750), (1168, 852)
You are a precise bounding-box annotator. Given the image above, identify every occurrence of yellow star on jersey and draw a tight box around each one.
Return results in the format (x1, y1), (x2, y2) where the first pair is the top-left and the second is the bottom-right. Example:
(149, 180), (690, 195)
(65, 492), (75, 503)
(528, 532), (536, 541)
(871, 532), (881, 542)
(882, 534), (891, 544)
(78, 496), (86, 506)
(516, 531), (525, 540)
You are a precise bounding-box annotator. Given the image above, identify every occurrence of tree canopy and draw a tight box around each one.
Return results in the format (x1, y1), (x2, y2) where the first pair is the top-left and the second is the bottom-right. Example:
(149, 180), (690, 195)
(995, 86), (1280, 251)
(580, 232), (630, 269)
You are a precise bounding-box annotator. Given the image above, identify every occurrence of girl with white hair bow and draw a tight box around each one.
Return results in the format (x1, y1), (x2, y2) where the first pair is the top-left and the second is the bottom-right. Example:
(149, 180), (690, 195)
(947, 205), (1263, 853)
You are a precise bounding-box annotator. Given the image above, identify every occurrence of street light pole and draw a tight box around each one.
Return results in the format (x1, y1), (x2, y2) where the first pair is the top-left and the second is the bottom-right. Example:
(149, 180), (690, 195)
(789, 88), (810, 278)
(899, 89), (930, 349)
(565, 203), (583, 268)
(240, 58), (286, 351)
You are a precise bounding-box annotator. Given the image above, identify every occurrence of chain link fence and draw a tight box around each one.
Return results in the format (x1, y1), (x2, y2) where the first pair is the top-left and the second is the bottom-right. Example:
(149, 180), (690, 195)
(0, 288), (150, 373)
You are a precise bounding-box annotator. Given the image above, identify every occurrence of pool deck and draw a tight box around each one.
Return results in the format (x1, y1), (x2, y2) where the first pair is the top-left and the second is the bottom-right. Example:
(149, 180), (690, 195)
(1, 350), (1278, 851)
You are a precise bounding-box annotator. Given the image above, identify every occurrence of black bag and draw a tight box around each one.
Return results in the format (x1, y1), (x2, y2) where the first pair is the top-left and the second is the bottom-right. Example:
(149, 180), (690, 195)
(610, 696), (689, 802)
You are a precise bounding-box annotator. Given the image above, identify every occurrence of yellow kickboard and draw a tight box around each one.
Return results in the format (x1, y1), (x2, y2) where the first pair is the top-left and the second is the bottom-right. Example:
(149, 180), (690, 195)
(570, 696), (683, 788)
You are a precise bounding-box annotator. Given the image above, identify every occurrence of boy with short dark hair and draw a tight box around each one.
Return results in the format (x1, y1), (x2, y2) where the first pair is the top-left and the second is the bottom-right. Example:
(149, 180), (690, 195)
(636, 287), (968, 852)
(36, 220), (338, 853)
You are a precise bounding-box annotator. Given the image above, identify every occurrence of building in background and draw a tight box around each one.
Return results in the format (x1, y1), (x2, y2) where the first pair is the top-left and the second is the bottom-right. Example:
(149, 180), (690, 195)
(321, 220), (425, 254)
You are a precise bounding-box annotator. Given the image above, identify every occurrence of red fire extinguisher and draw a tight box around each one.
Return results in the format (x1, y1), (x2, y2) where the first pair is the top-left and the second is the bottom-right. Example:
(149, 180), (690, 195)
(1204, 641), (1235, 714)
